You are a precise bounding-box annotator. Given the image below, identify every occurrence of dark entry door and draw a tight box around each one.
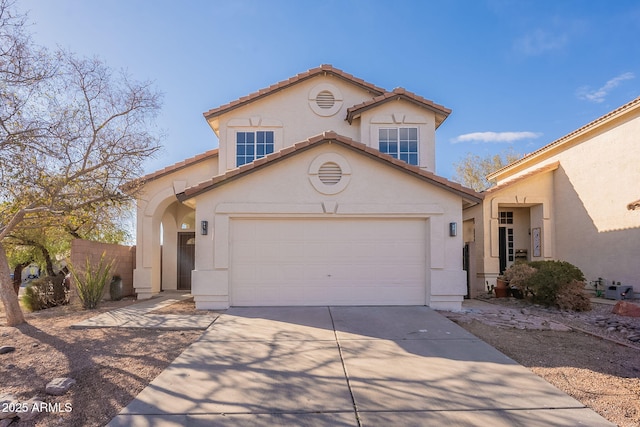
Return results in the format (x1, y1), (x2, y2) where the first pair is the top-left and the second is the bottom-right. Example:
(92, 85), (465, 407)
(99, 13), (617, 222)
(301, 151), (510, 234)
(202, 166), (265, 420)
(463, 243), (470, 299)
(177, 232), (195, 290)
(498, 226), (514, 274)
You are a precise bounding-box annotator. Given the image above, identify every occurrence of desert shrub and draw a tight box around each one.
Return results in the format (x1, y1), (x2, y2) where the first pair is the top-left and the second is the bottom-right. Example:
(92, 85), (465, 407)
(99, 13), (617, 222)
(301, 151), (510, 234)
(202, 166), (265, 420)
(526, 260), (587, 309)
(502, 262), (537, 298)
(69, 253), (114, 309)
(21, 275), (69, 311)
(555, 279), (592, 311)
(22, 281), (47, 312)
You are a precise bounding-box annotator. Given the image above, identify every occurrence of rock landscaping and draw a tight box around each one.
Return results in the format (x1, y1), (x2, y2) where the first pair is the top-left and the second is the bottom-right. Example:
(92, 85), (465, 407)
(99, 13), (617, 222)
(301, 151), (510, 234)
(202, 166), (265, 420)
(443, 296), (640, 427)
(452, 296), (640, 348)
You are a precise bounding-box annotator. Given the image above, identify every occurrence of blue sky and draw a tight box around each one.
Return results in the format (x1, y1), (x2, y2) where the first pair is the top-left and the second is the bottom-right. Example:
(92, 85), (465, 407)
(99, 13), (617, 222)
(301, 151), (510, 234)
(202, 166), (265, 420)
(21, 0), (640, 179)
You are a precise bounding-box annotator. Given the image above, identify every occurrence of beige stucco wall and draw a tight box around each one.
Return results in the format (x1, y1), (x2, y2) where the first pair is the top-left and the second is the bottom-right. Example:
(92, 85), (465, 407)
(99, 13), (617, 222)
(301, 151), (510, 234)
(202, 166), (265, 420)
(550, 118), (640, 289)
(212, 75), (438, 173)
(470, 106), (640, 293)
(189, 143), (467, 310)
(464, 169), (555, 293)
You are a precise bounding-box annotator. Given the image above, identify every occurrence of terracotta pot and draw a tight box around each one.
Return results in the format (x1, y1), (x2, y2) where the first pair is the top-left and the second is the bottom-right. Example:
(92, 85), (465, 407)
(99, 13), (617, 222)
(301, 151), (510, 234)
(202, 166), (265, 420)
(495, 286), (509, 298)
(496, 278), (508, 289)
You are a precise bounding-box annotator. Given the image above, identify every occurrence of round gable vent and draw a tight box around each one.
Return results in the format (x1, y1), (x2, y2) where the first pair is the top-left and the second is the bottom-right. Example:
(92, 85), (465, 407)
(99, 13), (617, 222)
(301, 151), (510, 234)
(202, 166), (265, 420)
(318, 162), (342, 185)
(308, 84), (343, 117)
(309, 153), (351, 195)
(316, 90), (335, 109)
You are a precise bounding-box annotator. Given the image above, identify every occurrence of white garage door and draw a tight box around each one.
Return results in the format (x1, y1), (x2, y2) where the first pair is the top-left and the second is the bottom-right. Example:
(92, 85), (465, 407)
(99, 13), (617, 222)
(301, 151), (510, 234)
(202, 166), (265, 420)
(230, 218), (427, 306)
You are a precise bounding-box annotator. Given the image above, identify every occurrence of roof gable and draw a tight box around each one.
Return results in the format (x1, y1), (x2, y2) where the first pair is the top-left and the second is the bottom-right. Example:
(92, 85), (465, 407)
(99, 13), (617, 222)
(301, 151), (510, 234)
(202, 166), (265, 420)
(202, 65), (451, 128)
(203, 65), (387, 121)
(346, 87), (451, 128)
(176, 131), (482, 204)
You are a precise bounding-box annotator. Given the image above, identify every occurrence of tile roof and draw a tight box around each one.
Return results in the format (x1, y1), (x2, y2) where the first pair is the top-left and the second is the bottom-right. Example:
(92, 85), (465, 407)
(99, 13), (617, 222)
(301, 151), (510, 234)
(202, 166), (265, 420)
(346, 87), (452, 128)
(488, 95), (640, 181)
(203, 64), (387, 120)
(123, 148), (219, 191)
(176, 131), (482, 204)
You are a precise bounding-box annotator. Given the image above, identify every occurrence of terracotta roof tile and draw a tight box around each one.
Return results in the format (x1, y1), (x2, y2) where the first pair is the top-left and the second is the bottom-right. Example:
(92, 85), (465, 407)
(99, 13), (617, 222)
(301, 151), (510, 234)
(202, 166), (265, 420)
(488, 95), (640, 180)
(123, 148), (219, 191)
(203, 65), (387, 120)
(177, 132), (482, 203)
(346, 87), (452, 128)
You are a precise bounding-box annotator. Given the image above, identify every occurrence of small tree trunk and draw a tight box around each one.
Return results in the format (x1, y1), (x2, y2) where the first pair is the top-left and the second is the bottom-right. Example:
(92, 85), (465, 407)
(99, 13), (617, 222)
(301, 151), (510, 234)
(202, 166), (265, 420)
(13, 262), (29, 295)
(0, 243), (26, 326)
(42, 246), (55, 277)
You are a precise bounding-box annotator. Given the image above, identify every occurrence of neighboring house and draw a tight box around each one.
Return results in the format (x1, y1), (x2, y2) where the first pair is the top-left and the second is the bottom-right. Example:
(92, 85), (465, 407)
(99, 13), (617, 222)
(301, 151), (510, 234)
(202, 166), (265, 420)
(131, 65), (482, 310)
(464, 96), (640, 297)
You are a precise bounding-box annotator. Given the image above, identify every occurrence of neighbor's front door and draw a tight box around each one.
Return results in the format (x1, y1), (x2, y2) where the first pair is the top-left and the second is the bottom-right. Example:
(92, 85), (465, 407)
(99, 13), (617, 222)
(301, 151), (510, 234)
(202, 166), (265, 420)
(177, 232), (195, 290)
(498, 226), (514, 274)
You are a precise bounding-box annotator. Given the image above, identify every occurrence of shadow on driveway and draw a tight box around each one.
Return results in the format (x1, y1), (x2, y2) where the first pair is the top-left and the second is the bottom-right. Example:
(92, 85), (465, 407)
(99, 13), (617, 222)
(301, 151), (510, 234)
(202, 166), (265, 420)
(108, 306), (614, 427)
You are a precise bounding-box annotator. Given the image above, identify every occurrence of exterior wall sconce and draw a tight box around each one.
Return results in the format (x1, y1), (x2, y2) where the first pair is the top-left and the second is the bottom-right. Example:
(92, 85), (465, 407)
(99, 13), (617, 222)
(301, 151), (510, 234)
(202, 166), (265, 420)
(201, 220), (208, 236)
(449, 222), (457, 237)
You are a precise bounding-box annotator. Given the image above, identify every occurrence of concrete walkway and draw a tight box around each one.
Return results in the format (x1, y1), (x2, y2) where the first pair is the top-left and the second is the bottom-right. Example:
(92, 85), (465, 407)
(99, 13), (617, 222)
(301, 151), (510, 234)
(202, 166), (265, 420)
(71, 292), (217, 330)
(107, 305), (614, 426)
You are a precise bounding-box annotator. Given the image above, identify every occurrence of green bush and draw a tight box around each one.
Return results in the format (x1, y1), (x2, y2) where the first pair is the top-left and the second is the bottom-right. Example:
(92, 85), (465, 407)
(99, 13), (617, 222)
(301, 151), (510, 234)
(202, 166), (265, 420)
(69, 253), (114, 309)
(526, 260), (589, 310)
(21, 275), (69, 312)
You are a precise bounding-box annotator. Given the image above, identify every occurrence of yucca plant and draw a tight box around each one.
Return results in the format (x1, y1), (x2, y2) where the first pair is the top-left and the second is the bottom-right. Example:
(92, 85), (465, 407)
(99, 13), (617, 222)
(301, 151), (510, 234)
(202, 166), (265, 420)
(68, 252), (114, 309)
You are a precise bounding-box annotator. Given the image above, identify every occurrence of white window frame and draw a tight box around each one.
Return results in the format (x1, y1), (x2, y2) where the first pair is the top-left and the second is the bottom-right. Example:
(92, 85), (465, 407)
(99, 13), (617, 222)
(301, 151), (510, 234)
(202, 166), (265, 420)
(378, 127), (419, 166)
(236, 130), (274, 166)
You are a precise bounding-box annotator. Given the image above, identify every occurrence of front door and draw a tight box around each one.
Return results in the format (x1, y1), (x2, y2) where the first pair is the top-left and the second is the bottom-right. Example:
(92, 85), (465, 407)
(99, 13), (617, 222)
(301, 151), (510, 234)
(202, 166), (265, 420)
(177, 232), (195, 291)
(498, 226), (514, 274)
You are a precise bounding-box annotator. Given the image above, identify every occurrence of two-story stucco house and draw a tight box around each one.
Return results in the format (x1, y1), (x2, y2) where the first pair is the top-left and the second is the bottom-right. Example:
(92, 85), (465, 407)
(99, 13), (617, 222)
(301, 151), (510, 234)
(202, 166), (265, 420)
(131, 65), (482, 310)
(464, 96), (640, 297)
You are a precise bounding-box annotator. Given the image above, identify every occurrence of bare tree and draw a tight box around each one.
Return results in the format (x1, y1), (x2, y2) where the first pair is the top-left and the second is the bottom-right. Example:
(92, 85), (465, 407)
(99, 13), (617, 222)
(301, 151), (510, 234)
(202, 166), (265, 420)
(452, 149), (522, 192)
(0, 1), (161, 326)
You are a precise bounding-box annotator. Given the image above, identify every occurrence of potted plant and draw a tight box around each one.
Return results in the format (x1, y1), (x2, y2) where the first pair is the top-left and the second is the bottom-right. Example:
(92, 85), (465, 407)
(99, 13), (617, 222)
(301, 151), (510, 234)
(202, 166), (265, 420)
(495, 275), (509, 298)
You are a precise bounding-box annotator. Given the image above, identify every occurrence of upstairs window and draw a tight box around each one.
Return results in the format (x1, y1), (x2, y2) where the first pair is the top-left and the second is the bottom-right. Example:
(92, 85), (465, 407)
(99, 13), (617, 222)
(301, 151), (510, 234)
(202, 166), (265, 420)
(379, 127), (418, 165)
(236, 131), (274, 166)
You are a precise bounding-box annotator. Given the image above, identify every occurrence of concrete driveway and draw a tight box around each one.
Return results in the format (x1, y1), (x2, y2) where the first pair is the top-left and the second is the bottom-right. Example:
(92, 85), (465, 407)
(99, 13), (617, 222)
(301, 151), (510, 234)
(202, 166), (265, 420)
(108, 306), (613, 426)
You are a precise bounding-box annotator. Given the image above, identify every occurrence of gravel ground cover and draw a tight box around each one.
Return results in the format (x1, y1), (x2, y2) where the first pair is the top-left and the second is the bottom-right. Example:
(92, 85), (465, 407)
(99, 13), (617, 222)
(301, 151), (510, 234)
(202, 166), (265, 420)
(2, 296), (639, 426)
(443, 296), (640, 427)
(0, 298), (201, 426)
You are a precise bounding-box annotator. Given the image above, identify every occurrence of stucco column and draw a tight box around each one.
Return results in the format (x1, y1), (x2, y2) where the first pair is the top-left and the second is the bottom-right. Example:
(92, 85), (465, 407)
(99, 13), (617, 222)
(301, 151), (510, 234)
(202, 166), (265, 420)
(427, 215), (465, 311)
(133, 213), (161, 299)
